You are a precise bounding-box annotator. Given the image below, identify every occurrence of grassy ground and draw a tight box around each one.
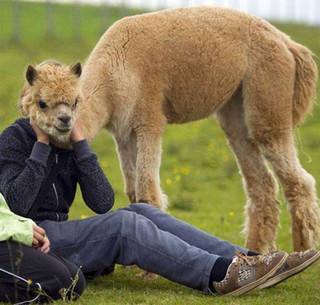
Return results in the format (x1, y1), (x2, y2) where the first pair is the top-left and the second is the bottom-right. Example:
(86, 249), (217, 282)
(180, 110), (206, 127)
(0, 1), (320, 304)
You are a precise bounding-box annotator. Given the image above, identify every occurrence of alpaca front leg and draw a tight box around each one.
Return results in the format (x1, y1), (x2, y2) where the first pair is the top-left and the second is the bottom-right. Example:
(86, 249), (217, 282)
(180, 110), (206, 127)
(135, 127), (168, 210)
(133, 126), (166, 280)
(114, 132), (138, 203)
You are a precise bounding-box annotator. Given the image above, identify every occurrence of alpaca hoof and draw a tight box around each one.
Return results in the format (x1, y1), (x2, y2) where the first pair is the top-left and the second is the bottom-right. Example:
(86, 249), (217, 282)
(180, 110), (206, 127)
(136, 270), (158, 280)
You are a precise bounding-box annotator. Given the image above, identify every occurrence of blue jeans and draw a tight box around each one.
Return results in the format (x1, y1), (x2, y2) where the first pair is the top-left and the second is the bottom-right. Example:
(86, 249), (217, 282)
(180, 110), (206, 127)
(39, 203), (247, 293)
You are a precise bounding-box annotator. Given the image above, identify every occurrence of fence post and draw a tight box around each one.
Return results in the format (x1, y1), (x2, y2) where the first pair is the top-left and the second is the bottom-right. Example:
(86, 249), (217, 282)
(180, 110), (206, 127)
(45, 0), (54, 38)
(12, 0), (20, 42)
(120, 0), (130, 17)
(100, 1), (110, 34)
(73, 0), (82, 40)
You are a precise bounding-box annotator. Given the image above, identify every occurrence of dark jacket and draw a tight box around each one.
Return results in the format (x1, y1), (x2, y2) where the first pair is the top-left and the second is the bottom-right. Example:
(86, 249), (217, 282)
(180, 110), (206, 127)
(0, 118), (114, 221)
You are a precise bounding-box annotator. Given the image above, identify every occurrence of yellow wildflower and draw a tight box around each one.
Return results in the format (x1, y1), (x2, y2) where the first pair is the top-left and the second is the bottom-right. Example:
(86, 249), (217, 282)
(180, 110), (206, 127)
(229, 211), (235, 217)
(165, 178), (172, 185)
(175, 175), (181, 181)
(180, 168), (189, 175)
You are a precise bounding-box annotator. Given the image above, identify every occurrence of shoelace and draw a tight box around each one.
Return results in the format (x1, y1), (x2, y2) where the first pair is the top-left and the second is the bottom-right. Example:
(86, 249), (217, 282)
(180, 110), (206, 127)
(289, 251), (306, 259)
(233, 251), (265, 267)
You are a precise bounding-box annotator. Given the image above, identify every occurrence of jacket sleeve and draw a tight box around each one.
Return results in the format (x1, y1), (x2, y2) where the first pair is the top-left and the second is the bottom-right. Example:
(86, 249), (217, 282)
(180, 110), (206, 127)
(73, 140), (115, 214)
(0, 126), (51, 216)
(0, 193), (34, 246)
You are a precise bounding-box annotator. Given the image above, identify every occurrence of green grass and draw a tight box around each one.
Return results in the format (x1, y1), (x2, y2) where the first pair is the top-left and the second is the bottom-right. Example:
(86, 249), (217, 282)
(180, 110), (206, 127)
(0, 1), (320, 304)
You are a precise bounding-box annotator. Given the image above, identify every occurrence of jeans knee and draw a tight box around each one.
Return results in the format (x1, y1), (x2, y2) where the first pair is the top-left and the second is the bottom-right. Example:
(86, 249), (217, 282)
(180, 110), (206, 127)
(46, 266), (73, 300)
(114, 209), (135, 225)
(112, 210), (140, 237)
(127, 202), (154, 213)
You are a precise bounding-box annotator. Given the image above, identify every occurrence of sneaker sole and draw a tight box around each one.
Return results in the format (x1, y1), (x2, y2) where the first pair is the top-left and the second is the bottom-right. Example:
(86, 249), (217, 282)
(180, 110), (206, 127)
(258, 251), (320, 289)
(225, 253), (288, 297)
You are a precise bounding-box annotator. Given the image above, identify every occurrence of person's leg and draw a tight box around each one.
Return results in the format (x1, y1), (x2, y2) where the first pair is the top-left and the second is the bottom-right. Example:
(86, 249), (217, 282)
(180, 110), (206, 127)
(48, 251), (86, 298)
(40, 211), (288, 296)
(123, 203), (248, 259)
(40, 210), (218, 292)
(0, 241), (85, 303)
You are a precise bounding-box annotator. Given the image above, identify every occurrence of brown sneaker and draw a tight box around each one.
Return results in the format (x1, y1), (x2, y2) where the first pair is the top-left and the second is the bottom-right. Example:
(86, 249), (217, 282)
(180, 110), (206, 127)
(212, 251), (288, 296)
(258, 249), (320, 289)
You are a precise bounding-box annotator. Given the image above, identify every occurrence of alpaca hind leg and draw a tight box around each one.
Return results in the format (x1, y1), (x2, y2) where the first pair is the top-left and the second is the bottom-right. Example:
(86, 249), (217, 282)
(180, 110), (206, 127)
(243, 60), (320, 251)
(262, 139), (320, 251)
(217, 93), (281, 253)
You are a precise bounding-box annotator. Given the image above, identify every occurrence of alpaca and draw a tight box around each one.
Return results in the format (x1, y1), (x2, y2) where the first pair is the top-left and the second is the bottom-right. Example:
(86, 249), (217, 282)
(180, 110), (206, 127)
(19, 7), (319, 253)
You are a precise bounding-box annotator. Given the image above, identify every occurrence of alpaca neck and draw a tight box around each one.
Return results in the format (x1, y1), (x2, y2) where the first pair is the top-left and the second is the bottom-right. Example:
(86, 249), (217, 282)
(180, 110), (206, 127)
(79, 88), (111, 143)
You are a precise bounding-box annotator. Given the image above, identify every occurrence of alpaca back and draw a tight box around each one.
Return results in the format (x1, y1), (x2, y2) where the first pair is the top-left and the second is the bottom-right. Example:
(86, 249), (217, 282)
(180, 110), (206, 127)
(81, 7), (254, 129)
(81, 7), (316, 131)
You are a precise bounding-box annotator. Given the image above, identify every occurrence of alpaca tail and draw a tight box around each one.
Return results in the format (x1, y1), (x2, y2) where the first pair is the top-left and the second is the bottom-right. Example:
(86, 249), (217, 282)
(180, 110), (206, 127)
(282, 35), (318, 126)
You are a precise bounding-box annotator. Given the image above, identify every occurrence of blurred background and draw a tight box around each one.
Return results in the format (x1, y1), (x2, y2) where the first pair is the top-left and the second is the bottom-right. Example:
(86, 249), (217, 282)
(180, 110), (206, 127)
(3, 0), (320, 44)
(26, 0), (320, 25)
(0, 2), (319, 303)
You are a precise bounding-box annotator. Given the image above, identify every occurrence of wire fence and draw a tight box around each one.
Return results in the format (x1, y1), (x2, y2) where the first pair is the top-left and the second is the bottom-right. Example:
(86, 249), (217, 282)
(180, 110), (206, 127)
(9, 0), (320, 42)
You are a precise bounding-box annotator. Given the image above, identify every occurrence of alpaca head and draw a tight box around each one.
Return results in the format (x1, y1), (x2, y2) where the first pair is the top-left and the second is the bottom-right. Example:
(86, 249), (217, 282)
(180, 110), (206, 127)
(19, 60), (82, 146)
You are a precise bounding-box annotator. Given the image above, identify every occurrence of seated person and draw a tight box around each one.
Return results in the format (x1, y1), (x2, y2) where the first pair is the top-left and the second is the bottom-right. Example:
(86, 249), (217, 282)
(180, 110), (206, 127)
(0, 193), (85, 303)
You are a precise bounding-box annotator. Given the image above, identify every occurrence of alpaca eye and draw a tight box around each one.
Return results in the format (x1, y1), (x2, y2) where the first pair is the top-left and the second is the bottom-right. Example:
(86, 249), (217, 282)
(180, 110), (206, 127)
(72, 99), (78, 109)
(38, 100), (47, 109)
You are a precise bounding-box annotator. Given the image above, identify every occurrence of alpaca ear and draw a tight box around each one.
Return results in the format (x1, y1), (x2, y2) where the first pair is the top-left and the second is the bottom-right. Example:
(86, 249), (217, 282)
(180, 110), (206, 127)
(71, 62), (82, 77)
(26, 65), (37, 86)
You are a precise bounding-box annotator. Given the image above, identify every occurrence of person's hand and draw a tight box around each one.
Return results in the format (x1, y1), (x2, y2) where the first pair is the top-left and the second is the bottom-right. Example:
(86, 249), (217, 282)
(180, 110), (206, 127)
(70, 117), (85, 143)
(40, 236), (50, 254)
(32, 224), (45, 247)
(32, 224), (50, 253)
(30, 119), (49, 145)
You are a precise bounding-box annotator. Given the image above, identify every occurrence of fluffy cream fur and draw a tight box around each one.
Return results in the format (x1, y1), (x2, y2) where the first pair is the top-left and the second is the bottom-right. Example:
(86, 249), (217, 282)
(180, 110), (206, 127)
(19, 60), (82, 148)
(20, 7), (319, 253)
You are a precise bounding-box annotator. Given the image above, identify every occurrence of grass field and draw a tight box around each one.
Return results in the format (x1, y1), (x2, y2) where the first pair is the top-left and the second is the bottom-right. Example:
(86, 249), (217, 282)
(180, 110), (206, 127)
(0, 1), (319, 304)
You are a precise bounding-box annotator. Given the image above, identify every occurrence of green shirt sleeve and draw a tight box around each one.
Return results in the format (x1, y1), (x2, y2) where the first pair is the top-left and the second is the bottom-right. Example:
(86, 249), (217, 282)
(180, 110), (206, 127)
(0, 193), (34, 246)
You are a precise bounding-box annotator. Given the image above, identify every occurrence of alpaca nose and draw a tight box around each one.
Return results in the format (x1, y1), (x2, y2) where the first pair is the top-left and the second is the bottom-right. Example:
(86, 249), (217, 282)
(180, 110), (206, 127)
(58, 114), (71, 125)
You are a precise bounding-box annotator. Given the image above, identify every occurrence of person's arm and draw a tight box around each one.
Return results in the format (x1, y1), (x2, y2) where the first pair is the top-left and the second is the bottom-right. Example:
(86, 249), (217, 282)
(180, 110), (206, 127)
(73, 140), (115, 213)
(0, 193), (34, 246)
(70, 120), (114, 213)
(0, 125), (51, 216)
(0, 194), (50, 252)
